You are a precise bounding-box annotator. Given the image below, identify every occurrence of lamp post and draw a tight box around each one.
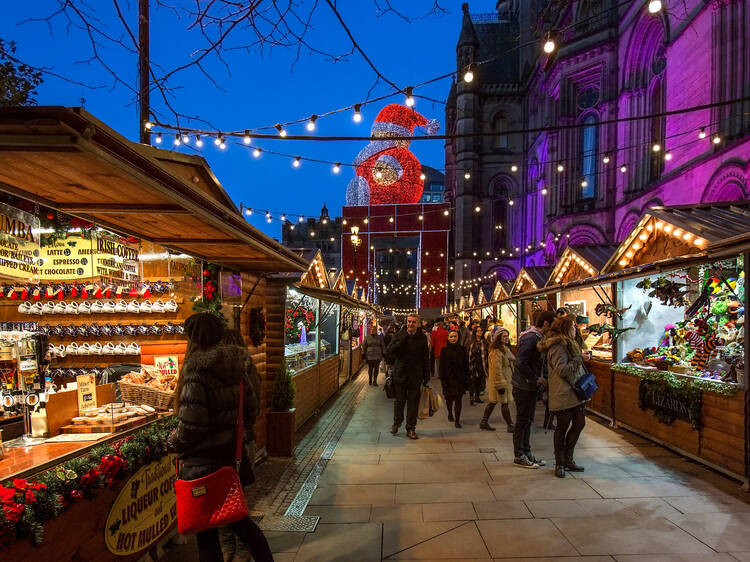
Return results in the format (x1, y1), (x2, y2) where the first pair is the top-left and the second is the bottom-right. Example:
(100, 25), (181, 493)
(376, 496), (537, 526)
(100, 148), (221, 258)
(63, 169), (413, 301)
(350, 225), (362, 283)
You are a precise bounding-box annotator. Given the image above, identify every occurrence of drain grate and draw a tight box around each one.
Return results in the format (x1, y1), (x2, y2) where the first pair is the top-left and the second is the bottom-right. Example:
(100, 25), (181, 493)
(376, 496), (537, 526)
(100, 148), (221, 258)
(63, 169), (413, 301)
(259, 514), (320, 533)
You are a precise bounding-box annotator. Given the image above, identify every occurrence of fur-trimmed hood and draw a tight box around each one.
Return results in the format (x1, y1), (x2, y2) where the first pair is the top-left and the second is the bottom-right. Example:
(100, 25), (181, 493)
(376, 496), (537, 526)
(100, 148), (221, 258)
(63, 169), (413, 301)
(182, 344), (250, 384)
(537, 334), (580, 355)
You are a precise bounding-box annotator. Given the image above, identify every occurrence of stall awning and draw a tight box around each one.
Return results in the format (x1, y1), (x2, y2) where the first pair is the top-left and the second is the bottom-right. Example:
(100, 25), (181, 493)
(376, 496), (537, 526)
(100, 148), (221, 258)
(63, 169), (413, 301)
(294, 284), (376, 312)
(0, 107), (307, 272)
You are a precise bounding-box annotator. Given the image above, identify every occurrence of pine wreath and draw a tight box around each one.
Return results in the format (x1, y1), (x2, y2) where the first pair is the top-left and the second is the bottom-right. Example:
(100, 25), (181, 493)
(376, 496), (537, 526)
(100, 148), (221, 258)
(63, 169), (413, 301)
(249, 307), (266, 347)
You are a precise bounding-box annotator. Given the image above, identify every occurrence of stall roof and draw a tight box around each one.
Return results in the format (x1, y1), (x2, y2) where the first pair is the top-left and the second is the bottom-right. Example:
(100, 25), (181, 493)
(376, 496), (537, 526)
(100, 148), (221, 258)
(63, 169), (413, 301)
(548, 245), (617, 286)
(511, 266), (554, 296)
(0, 106), (307, 272)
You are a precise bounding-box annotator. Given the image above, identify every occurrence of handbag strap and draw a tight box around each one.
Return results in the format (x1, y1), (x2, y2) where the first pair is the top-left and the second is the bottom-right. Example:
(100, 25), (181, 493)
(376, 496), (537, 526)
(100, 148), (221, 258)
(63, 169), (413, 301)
(235, 379), (245, 470)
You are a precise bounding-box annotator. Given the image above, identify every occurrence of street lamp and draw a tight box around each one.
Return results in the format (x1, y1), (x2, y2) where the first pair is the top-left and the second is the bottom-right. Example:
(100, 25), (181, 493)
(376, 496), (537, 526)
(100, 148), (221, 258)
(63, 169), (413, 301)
(350, 226), (362, 282)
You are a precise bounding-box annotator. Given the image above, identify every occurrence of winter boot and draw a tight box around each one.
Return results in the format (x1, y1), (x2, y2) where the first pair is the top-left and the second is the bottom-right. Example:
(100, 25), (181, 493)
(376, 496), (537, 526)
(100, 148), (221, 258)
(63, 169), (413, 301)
(501, 403), (515, 432)
(479, 402), (496, 431)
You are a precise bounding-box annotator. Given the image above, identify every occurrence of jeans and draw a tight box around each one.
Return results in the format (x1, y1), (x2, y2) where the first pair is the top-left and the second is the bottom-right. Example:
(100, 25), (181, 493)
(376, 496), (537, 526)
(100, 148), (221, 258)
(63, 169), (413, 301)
(512, 387), (538, 459)
(553, 405), (586, 465)
(393, 381), (421, 431)
(367, 359), (381, 384)
(196, 517), (273, 562)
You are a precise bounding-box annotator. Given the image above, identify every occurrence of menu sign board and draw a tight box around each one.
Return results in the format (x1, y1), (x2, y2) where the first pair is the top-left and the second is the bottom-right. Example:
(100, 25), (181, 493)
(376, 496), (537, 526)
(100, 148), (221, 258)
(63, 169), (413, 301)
(105, 454), (178, 555)
(39, 237), (94, 280)
(93, 235), (140, 281)
(0, 202), (41, 280)
(76, 373), (97, 413)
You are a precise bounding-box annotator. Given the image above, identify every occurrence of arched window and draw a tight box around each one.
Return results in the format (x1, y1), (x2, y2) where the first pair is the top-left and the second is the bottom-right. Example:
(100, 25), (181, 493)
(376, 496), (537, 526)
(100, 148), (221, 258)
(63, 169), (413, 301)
(494, 117), (509, 150)
(579, 114), (597, 200)
(649, 51), (666, 181)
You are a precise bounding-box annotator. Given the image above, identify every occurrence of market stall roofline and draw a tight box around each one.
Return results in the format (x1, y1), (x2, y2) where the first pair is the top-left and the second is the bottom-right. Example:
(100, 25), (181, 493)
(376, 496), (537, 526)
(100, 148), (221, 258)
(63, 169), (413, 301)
(293, 283), (377, 313)
(0, 106), (307, 273)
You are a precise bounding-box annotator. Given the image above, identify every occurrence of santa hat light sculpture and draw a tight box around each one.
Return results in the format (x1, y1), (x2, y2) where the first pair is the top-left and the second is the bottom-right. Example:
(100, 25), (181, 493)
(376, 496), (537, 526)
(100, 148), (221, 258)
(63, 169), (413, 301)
(346, 104), (440, 206)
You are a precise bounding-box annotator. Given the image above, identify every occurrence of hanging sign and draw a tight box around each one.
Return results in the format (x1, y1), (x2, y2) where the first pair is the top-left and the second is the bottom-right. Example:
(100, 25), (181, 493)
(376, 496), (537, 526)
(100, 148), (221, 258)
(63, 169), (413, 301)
(0, 202), (41, 280)
(76, 373), (97, 413)
(92, 233), (140, 281)
(38, 237), (94, 280)
(105, 454), (178, 556)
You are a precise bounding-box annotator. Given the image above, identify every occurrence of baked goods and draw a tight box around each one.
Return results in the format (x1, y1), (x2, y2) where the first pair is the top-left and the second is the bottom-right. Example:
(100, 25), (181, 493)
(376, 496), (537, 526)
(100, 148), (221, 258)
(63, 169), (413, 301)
(121, 365), (177, 392)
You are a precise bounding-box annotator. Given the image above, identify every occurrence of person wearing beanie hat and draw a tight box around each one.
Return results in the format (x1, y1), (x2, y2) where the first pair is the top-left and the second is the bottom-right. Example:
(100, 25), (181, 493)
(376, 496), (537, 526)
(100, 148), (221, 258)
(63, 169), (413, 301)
(484, 329), (516, 432)
(169, 313), (273, 562)
(346, 103), (440, 205)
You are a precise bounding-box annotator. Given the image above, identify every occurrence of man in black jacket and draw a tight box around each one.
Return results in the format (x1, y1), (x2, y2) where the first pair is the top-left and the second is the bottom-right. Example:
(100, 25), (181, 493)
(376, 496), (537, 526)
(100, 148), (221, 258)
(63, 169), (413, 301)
(511, 309), (555, 468)
(387, 314), (430, 439)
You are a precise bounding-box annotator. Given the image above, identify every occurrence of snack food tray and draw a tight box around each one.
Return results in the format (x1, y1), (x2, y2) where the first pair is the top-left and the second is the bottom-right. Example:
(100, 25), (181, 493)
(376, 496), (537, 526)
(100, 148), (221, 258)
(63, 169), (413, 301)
(60, 412), (157, 434)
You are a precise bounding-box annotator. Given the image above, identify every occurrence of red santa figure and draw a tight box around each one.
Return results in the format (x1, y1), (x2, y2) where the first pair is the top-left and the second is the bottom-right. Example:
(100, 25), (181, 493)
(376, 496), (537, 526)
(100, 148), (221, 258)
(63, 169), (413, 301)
(346, 104), (439, 205)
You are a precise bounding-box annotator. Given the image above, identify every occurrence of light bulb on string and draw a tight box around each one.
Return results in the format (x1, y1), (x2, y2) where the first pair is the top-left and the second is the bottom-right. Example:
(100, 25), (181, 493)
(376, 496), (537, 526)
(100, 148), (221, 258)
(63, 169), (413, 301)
(652, 143), (661, 152)
(405, 87), (415, 107)
(581, 179), (588, 187)
(306, 115), (318, 131)
(443, 209), (450, 216)
(155, 133), (162, 144)
(299, 216), (305, 223)
(508, 199), (515, 206)
(243, 130), (251, 144)
(182, 133), (190, 144)
(648, 0), (663, 14)
(418, 214), (423, 221)
(474, 205), (481, 213)
(195, 135), (203, 147)
(293, 156), (301, 168)
(511, 164), (518, 172)
(602, 154), (610, 164)
(214, 136), (222, 146)
(173, 134), (181, 146)
(219, 137), (227, 150)
(699, 127), (707, 139)
(244, 208), (252, 216)
(541, 188), (548, 195)
(664, 151), (672, 161)
(557, 164), (564, 172)
(420, 172), (426, 180)
(463, 63), (475, 83)
(253, 147), (262, 158)
(333, 162), (341, 174)
(620, 165), (627, 173)
(144, 121), (153, 130)
(353, 104), (362, 123)
(280, 214), (286, 222)
(712, 134), (721, 144)
(275, 123), (287, 137)
(464, 169), (471, 180)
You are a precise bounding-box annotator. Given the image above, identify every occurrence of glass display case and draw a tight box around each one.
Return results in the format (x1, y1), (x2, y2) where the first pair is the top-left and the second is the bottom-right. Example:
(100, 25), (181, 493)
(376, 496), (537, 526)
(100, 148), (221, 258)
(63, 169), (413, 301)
(284, 287), (319, 374)
(616, 255), (745, 386)
(319, 303), (340, 361)
(498, 302), (518, 344)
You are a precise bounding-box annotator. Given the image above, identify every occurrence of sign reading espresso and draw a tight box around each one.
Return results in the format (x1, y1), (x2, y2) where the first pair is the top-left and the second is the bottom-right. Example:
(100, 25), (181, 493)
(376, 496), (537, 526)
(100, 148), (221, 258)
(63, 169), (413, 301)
(638, 380), (700, 429)
(105, 454), (178, 556)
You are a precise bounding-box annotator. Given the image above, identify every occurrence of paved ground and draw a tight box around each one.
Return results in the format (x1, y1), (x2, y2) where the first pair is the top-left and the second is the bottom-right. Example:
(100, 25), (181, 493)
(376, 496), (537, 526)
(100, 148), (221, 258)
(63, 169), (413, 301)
(167, 372), (750, 561)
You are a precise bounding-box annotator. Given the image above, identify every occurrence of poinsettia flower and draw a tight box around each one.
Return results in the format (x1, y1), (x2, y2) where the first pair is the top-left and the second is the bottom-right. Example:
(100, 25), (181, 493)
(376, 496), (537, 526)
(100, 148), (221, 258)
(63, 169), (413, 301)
(0, 486), (15, 504)
(24, 490), (37, 503)
(12, 479), (28, 491)
(4, 502), (24, 522)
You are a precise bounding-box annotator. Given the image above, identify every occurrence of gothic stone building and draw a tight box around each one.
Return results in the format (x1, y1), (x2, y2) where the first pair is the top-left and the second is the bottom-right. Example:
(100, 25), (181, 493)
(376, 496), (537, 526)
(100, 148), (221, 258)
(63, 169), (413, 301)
(445, 0), (750, 293)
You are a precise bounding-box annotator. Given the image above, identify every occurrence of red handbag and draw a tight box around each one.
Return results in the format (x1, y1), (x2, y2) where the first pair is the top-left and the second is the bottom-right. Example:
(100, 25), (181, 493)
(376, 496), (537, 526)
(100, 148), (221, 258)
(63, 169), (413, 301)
(174, 380), (249, 534)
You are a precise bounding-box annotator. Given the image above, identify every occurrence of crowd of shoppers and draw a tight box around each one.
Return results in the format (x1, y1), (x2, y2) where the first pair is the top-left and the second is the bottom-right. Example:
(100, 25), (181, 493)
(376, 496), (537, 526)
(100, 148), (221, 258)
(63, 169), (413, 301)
(381, 310), (590, 479)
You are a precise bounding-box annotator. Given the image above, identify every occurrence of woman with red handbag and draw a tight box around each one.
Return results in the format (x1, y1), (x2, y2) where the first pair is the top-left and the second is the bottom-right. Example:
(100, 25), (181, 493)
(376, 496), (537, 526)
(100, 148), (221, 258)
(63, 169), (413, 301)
(168, 313), (274, 562)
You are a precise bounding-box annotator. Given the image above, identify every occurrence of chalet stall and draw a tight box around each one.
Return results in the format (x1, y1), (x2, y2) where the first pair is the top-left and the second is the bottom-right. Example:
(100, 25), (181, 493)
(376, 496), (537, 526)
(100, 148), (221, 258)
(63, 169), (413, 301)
(545, 246), (617, 420)
(510, 266), (556, 332)
(0, 107), (308, 559)
(266, 250), (375, 433)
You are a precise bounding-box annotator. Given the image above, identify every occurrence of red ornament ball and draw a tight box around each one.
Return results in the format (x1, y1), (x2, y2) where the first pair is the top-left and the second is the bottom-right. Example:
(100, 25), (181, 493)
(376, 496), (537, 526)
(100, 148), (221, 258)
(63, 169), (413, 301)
(46, 212), (55, 220)
(69, 489), (84, 502)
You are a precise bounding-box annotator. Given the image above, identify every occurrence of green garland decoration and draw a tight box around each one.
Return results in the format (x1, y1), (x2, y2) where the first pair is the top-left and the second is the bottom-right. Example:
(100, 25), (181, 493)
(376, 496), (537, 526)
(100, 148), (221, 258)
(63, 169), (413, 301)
(0, 416), (178, 548)
(192, 262), (225, 320)
(612, 363), (740, 397)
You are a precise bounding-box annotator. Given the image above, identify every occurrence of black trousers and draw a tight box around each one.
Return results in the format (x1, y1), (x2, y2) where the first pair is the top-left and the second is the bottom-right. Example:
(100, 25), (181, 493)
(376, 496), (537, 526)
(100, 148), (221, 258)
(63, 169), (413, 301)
(553, 405), (586, 465)
(196, 517), (274, 562)
(367, 359), (381, 384)
(393, 381), (421, 431)
(512, 387), (538, 459)
(470, 375), (485, 399)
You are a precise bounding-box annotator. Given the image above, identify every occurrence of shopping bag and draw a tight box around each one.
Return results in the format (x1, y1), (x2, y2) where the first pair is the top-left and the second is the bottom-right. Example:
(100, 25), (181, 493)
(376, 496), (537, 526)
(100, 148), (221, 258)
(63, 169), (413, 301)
(428, 389), (442, 415)
(383, 376), (396, 399)
(418, 386), (431, 419)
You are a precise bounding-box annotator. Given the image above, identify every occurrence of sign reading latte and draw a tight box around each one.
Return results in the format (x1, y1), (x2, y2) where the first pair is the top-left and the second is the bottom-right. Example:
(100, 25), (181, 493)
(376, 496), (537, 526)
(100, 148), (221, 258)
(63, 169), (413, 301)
(105, 454), (178, 556)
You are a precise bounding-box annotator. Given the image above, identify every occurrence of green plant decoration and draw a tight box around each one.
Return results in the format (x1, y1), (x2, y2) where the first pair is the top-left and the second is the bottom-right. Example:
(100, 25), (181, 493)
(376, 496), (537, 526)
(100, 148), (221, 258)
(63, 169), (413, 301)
(612, 363), (739, 397)
(270, 360), (295, 411)
(192, 262), (225, 320)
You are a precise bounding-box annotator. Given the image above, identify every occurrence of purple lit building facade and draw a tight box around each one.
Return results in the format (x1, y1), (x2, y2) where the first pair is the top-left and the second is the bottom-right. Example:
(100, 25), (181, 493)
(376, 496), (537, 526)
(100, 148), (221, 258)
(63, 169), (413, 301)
(445, 0), (750, 292)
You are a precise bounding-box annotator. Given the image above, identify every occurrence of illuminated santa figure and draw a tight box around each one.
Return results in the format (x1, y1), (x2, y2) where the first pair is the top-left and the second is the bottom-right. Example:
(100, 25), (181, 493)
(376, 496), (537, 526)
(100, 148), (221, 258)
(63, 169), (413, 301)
(346, 104), (439, 205)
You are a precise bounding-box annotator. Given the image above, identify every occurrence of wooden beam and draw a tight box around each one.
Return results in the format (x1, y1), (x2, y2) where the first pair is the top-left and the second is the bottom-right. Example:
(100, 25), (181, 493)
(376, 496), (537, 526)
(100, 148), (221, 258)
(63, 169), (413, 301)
(150, 238), (239, 244)
(58, 204), (189, 214)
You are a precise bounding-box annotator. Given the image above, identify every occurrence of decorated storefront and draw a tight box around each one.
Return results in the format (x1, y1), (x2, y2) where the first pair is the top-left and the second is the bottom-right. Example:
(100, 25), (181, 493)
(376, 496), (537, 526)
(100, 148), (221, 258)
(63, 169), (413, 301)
(491, 280), (518, 345)
(602, 203), (748, 480)
(267, 250), (374, 432)
(0, 107), (307, 557)
(546, 246), (617, 419)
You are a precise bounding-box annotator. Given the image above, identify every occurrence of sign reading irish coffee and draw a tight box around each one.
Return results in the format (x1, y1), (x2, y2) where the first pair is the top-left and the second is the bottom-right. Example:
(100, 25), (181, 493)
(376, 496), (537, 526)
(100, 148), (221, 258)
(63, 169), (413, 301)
(638, 379), (701, 429)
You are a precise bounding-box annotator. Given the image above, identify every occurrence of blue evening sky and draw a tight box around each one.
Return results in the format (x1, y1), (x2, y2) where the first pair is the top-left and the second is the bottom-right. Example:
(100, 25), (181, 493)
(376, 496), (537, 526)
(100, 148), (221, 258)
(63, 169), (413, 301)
(0, 1), (480, 239)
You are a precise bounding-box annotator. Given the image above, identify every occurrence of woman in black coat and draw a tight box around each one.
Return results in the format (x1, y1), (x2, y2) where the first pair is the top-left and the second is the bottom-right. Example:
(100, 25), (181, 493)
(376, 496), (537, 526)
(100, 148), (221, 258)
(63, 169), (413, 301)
(168, 313), (273, 562)
(439, 330), (470, 428)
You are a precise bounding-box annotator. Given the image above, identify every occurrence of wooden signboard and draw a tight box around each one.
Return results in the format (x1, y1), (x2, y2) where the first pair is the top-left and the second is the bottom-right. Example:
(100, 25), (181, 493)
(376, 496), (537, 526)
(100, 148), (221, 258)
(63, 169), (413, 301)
(77, 374), (97, 413)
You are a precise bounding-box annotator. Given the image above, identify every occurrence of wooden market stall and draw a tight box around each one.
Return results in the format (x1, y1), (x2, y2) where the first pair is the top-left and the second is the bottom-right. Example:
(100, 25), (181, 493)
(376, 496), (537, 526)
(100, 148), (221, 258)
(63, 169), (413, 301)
(599, 202), (749, 481)
(0, 106), (308, 558)
(510, 266), (555, 332)
(546, 245), (617, 419)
